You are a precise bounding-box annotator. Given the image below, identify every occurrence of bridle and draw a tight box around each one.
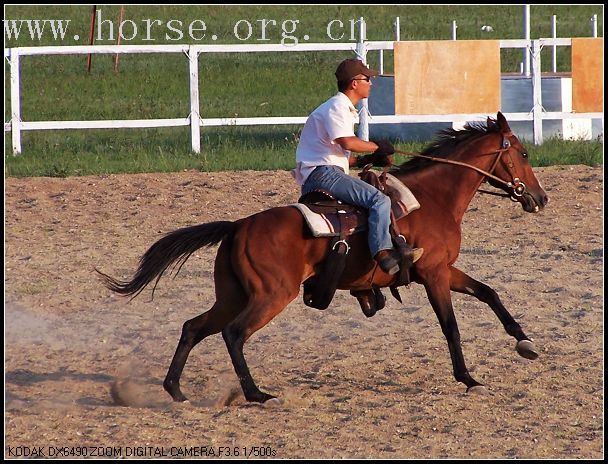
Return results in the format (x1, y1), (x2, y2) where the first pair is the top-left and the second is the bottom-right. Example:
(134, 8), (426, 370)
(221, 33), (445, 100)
(394, 133), (528, 202)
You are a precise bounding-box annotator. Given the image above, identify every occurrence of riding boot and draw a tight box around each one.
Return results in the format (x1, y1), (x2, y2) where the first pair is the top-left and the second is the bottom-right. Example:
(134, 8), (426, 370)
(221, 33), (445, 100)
(393, 235), (424, 269)
(351, 288), (386, 318)
(375, 249), (402, 275)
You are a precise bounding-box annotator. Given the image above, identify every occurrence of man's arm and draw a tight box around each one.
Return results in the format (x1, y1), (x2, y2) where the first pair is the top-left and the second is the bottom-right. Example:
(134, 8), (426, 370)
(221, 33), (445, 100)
(335, 137), (381, 166)
(335, 136), (379, 153)
(335, 137), (395, 167)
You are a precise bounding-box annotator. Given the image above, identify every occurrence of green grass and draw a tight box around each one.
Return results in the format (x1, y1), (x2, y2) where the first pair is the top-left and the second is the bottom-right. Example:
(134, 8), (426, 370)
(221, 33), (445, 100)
(6, 126), (601, 178)
(4, 126), (304, 177)
(529, 136), (604, 167)
(4, 5), (604, 177)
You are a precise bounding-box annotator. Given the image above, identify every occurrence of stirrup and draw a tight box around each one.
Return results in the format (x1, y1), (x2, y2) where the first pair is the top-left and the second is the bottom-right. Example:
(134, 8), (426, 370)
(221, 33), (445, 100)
(412, 248), (424, 263)
(397, 235), (423, 264)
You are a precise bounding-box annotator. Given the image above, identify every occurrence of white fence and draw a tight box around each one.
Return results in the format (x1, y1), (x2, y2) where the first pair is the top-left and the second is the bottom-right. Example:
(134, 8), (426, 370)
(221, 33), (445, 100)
(4, 38), (604, 154)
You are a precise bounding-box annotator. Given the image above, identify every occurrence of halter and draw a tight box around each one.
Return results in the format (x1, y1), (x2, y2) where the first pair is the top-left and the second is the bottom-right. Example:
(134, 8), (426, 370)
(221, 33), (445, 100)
(394, 132), (527, 202)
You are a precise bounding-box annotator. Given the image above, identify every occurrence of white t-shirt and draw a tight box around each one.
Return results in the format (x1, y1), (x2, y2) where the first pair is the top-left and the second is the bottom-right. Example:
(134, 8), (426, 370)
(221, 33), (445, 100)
(293, 92), (359, 185)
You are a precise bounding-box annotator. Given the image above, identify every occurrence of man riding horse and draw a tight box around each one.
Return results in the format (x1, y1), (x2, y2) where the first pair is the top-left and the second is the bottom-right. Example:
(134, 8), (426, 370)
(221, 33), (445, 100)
(292, 58), (423, 276)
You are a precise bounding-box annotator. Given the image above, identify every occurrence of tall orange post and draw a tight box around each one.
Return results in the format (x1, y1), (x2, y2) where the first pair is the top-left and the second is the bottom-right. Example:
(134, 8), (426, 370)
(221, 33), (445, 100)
(86, 5), (97, 73)
(114, 6), (125, 73)
(571, 38), (603, 113)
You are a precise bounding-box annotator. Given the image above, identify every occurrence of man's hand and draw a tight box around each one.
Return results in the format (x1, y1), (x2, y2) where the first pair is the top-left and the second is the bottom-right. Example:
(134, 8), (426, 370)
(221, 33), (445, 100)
(355, 152), (392, 168)
(354, 139), (395, 167)
(372, 139), (395, 156)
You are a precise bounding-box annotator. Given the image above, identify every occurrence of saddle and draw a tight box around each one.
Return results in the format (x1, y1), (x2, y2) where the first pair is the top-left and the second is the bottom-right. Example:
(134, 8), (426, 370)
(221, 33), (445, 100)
(296, 166), (420, 315)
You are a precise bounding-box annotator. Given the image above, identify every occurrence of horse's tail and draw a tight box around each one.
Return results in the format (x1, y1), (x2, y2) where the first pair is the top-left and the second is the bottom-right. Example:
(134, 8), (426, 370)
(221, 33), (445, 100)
(96, 221), (236, 299)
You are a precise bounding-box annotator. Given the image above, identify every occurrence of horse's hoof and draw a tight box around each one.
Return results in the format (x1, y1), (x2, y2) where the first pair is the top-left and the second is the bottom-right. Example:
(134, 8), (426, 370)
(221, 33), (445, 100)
(171, 399), (191, 408)
(263, 397), (283, 407)
(169, 393), (189, 403)
(245, 391), (277, 404)
(466, 385), (489, 396)
(516, 340), (539, 360)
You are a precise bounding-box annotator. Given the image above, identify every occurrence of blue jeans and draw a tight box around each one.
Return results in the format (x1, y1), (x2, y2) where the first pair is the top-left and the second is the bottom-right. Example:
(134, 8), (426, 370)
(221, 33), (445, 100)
(302, 165), (393, 257)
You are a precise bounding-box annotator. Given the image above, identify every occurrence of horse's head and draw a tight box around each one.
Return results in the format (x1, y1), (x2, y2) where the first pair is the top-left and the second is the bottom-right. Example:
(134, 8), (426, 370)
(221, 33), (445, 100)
(485, 112), (549, 213)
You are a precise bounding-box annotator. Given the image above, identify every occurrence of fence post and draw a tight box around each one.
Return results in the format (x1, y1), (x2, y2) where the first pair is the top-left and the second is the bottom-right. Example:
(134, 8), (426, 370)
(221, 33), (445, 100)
(551, 15), (557, 73)
(523, 4), (531, 77)
(591, 14), (598, 37)
(531, 40), (543, 145)
(356, 18), (369, 141)
(393, 17), (400, 42)
(188, 46), (201, 154)
(10, 49), (22, 155)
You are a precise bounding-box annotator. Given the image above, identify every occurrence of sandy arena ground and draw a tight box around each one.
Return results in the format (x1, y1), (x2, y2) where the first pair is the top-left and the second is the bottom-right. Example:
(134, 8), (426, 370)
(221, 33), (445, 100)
(4, 165), (603, 459)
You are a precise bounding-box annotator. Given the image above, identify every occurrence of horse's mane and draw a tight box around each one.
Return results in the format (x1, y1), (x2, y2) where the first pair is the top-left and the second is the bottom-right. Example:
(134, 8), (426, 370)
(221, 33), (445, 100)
(391, 119), (500, 175)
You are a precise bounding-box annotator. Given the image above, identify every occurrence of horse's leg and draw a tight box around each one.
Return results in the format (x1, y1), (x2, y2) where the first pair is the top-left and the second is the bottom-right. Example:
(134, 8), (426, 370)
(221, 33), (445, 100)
(221, 210), (307, 404)
(449, 265), (539, 360)
(164, 239), (246, 402)
(421, 268), (485, 393)
(222, 292), (297, 403)
(163, 302), (241, 402)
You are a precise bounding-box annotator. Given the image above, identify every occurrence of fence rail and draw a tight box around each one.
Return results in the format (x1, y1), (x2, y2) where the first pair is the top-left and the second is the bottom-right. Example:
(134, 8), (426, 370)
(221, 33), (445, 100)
(4, 38), (603, 154)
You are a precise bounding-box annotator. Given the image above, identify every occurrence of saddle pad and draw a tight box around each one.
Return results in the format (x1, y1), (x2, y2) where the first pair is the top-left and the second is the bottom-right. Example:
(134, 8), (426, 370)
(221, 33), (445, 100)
(291, 178), (420, 238)
(385, 174), (421, 214)
(290, 203), (342, 237)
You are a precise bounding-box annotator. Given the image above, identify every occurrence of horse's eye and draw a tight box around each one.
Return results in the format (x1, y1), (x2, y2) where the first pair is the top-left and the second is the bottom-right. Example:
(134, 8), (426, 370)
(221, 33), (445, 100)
(522, 152), (528, 159)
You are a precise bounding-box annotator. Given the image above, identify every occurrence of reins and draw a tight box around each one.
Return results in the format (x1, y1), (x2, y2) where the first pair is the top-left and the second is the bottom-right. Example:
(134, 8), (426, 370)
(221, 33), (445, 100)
(394, 148), (510, 187)
(393, 147), (516, 199)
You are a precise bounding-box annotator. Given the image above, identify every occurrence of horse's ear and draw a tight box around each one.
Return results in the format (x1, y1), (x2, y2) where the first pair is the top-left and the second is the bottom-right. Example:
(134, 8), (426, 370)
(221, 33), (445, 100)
(487, 117), (497, 129)
(496, 111), (511, 133)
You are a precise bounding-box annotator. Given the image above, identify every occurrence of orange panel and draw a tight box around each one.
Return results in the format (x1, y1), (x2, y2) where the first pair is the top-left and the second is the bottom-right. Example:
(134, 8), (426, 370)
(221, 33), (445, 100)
(394, 40), (501, 115)
(572, 38), (603, 113)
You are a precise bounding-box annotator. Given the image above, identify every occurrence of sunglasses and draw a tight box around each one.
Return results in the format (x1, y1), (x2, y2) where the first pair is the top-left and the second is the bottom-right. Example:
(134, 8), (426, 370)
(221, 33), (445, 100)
(351, 76), (371, 82)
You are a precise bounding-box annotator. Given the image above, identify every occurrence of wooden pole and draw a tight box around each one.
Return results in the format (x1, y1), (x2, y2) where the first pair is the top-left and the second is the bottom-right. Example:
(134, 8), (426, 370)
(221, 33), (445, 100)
(87, 5), (97, 72)
(114, 5), (125, 72)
